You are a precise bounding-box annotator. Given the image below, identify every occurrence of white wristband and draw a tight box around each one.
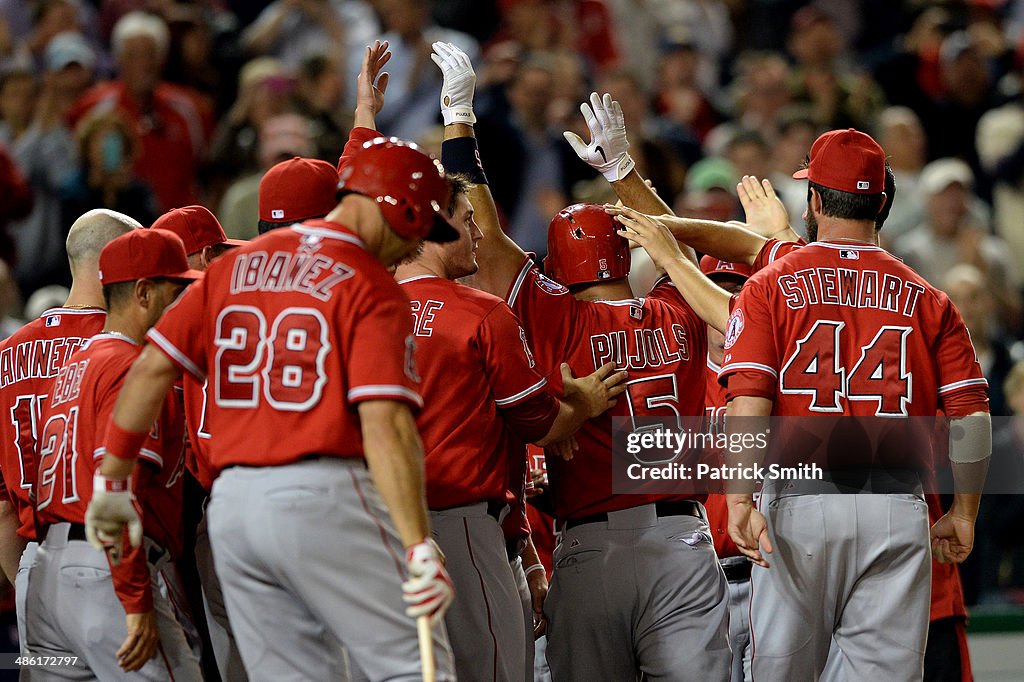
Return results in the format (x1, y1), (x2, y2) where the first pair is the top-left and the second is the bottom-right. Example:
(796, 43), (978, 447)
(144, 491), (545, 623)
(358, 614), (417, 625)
(93, 472), (131, 493)
(442, 106), (476, 126)
(524, 563), (545, 577)
(602, 153), (635, 183)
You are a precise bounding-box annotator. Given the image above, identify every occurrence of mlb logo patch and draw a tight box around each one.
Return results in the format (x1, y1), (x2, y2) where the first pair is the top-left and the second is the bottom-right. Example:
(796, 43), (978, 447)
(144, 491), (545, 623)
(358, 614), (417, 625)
(45, 315), (61, 327)
(840, 250), (860, 260)
(629, 306), (643, 320)
(856, 180), (870, 190)
(271, 209), (285, 219)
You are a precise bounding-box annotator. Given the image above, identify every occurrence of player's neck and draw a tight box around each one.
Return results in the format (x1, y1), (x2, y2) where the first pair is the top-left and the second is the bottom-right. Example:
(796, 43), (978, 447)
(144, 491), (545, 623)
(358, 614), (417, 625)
(816, 218), (877, 245)
(572, 279), (635, 302)
(64, 276), (105, 310)
(103, 309), (147, 345)
(394, 260), (445, 282)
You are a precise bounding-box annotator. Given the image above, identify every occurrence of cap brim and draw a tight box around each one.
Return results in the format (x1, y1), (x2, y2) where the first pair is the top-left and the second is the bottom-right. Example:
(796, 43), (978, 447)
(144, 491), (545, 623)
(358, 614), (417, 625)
(166, 269), (205, 282)
(792, 168), (809, 179)
(425, 214), (460, 243)
(222, 238), (247, 248)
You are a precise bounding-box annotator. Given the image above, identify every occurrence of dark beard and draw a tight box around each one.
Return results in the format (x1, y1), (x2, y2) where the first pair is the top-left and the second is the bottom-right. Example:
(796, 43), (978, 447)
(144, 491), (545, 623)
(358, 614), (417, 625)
(805, 210), (818, 243)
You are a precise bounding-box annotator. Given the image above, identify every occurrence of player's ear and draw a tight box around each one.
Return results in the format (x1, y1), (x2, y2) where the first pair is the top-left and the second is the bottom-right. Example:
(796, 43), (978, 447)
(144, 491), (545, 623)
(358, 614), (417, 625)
(135, 278), (153, 306)
(875, 192), (888, 217)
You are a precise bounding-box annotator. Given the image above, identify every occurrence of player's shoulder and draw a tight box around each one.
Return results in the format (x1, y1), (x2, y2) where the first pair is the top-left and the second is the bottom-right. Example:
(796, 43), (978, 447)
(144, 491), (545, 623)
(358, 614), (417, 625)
(4, 307), (105, 343)
(508, 256), (572, 306)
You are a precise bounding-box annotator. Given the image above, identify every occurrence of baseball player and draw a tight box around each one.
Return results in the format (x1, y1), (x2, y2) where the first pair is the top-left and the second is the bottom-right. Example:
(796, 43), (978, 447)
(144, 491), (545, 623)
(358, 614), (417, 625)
(720, 129), (991, 681)
(150, 205), (246, 682)
(430, 42), (730, 681)
(0, 209), (139, 662)
(394, 171), (627, 680)
(85, 138), (461, 681)
(27, 228), (202, 679)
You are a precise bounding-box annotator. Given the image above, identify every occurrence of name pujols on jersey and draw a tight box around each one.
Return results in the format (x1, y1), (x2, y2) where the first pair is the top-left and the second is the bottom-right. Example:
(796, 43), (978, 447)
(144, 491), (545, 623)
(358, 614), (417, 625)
(776, 266), (926, 316)
(589, 305), (692, 372)
(229, 249), (354, 300)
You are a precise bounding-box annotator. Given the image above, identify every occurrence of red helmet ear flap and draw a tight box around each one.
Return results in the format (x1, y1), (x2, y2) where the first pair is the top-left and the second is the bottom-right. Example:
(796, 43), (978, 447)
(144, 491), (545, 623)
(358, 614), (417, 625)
(545, 203), (630, 286)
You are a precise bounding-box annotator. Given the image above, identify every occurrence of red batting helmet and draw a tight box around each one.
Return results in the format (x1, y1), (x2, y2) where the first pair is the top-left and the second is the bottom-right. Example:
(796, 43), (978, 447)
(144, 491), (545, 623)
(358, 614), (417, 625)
(336, 137), (458, 243)
(544, 203), (630, 286)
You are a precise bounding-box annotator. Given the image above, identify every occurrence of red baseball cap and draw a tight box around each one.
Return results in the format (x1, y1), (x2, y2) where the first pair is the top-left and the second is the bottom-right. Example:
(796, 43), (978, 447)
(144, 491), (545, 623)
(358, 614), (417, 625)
(259, 157), (340, 223)
(99, 229), (204, 285)
(151, 205), (245, 255)
(792, 128), (886, 194)
(700, 255), (751, 281)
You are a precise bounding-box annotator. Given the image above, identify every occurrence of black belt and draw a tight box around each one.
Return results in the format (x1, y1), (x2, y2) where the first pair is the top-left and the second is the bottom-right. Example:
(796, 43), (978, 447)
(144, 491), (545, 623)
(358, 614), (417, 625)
(65, 523), (167, 566)
(565, 500), (703, 530)
(721, 558), (752, 583)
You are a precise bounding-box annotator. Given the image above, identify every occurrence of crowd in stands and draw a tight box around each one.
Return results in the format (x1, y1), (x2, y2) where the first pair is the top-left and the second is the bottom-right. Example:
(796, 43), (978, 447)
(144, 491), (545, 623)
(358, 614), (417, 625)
(1, 0), (1023, 609)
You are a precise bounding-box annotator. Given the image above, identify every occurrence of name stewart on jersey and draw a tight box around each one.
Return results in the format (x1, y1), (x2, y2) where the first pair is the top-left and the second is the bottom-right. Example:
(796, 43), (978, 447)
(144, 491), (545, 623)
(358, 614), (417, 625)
(777, 267), (926, 316)
(591, 325), (690, 370)
(229, 250), (355, 300)
(0, 337), (90, 389)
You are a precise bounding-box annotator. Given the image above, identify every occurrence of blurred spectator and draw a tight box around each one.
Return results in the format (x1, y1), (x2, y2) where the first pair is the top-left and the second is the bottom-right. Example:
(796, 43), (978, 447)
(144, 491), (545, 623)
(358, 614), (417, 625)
(296, 53), (350, 162)
(0, 68), (37, 144)
(163, 8), (222, 105)
(242, 0), (378, 71)
(1, 0), (102, 73)
(724, 129), (771, 183)
(368, 0), (478, 141)
(786, 5), (884, 130)
(24, 284), (71, 321)
(68, 12), (208, 211)
(209, 57), (296, 193)
(894, 158), (1021, 332)
(0, 260), (23, 338)
(768, 110), (817, 235)
(723, 51), (793, 141)
(976, 90), (1024, 282)
(0, 142), (33, 270)
(943, 264), (1015, 418)
(874, 106), (927, 242)
(653, 39), (720, 142)
(218, 112), (315, 240)
(675, 157), (739, 224)
(61, 112), (158, 229)
(2, 33), (94, 295)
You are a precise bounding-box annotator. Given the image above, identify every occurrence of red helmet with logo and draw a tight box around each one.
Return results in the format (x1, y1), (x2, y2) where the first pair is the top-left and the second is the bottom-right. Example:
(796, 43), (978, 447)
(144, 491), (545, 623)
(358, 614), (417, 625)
(544, 203), (630, 287)
(336, 137), (458, 242)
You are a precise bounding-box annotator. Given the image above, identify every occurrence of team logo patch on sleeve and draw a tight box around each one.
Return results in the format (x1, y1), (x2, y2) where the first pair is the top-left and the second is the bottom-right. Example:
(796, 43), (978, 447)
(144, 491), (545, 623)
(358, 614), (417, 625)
(534, 273), (569, 295)
(724, 309), (744, 349)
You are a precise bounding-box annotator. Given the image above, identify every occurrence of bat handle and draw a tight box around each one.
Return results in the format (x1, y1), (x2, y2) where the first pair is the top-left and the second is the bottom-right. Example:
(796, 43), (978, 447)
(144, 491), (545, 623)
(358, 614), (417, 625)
(417, 615), (436, 682)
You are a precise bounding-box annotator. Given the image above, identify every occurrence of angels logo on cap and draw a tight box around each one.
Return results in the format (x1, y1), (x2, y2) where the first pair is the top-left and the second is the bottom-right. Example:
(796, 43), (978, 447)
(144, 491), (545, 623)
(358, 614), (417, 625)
(724, 309), (744, 349)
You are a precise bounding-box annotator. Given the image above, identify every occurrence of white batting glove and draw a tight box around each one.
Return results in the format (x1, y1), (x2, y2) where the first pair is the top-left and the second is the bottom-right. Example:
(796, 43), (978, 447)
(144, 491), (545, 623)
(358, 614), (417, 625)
(403, 538), (454, 624)
(85, 474), (142, 566)
(431, 41), (477, 126)
(563, 92), (635, 182)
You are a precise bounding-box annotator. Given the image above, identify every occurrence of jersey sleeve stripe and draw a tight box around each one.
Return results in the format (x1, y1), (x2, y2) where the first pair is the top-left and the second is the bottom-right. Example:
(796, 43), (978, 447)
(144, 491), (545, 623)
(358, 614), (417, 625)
(768, 240), (783, 264)
(92, 447), (105, 460)
(146, 329), (205, 380)
(719, 362), (779, 379)
(347, 385), (424, 407)
(938, 378), (989, 394)
(506, 259), (533, 308)
(494, 377), (548, 407)
(139, 448), (164, 467)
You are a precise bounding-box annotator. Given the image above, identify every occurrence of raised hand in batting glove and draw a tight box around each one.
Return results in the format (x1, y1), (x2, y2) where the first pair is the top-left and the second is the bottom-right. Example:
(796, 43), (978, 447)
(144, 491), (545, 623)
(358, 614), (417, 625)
(403, 538), (454, 624)
(431, 41), (476, 125)
(85, 473), (142, 566)
(563, 92), (635, 182)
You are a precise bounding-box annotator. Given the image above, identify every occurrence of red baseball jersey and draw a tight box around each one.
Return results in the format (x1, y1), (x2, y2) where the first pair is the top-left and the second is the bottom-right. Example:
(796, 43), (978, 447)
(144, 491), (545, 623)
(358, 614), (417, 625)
(720, 240), (988, 419)
(506, 260), (708, 521)
(751, 237), (805, 274)
(399, 275), (558, 509)
(703, 358), (742, 559)
(147, 221), (422, 471)
(181, 378), (215, 491)
(0, 307), (105, 539)
(36, 333), (186, 613)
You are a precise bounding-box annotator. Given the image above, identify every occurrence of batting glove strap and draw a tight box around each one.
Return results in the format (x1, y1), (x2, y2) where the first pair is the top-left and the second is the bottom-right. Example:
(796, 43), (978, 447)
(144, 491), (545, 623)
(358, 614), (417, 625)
(432, 41), (477, 126)
(93, 472), (131, 493)
(403, 539), (454, 624)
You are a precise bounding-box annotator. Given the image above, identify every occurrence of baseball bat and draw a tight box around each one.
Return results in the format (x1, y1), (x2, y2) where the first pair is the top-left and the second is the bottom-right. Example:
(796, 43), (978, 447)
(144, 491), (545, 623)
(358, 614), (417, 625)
(417, 615), (436, 682)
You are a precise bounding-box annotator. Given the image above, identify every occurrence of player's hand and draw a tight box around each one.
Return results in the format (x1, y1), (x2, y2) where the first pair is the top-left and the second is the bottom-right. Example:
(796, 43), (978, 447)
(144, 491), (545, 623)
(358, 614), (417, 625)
(563, 92), (635, 182)
(85, 474), (142, 566)
(607, 204), (683, 268)
(930, 511), (976, 564)
(737, 176), (792, 239)
(561, 362), (627, 418)
(117, 610), (159, 672)
(403, 538), (454, 625)
(546, 436), (578, 462)
(431, 41), (476, 126)
(526, 565), (548, 638)
(726, 495), (772, 568)
(354, 40), (391, 126)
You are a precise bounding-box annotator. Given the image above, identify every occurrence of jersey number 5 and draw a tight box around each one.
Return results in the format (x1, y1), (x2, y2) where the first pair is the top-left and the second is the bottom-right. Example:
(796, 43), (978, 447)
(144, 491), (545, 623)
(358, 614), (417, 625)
(215, 305), (331, 411)
(780, 320), (912, 416)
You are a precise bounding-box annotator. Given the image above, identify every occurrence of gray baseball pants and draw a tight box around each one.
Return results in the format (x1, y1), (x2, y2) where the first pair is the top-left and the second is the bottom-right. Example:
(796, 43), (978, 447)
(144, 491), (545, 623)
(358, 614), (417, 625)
(749, 491), (931, 681)
(543, 503), (732, 681)
(25, 522), (201, 681)
(431, 503), (525, 681)
(208, 458), (455, 682)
